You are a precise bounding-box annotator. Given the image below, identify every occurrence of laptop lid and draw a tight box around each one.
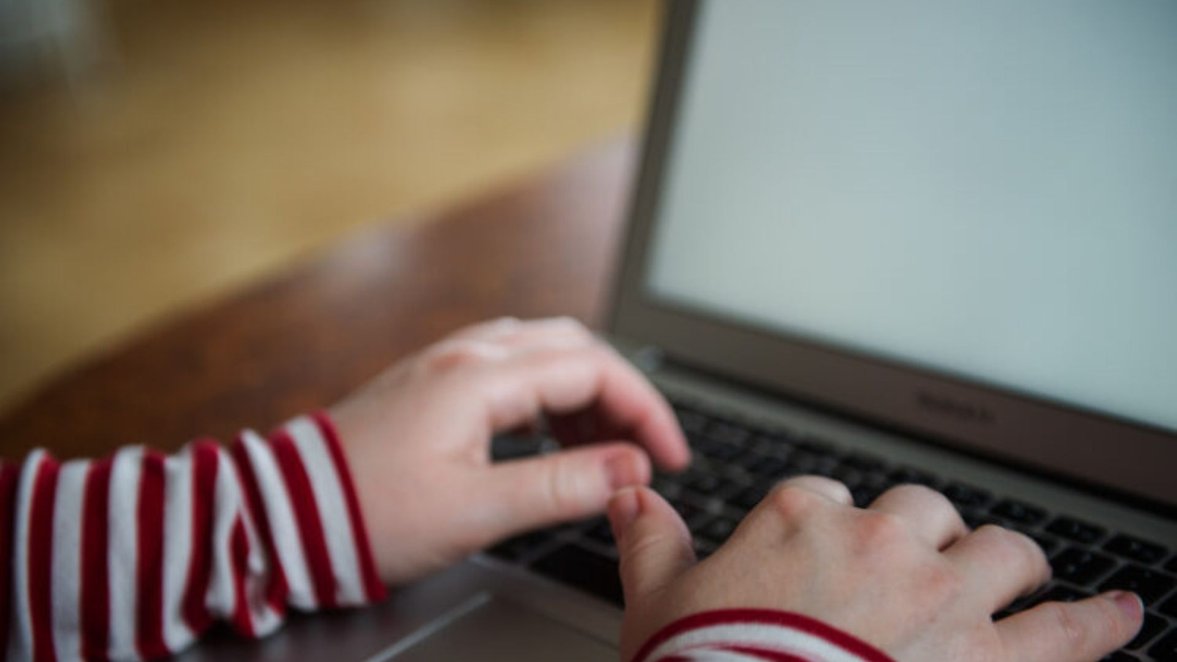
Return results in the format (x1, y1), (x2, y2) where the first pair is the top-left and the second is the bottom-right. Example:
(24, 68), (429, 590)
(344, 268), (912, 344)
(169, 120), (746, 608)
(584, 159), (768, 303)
(609, 0), (1177, 508)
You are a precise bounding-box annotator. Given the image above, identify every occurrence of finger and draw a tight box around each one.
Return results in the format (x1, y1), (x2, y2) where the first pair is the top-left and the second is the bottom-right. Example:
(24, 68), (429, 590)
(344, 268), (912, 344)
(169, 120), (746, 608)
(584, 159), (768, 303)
(486, 442), (652, 535)
(779, 475), (853, 505)
(997, 591), (1143, 662)
(943, 524), (1051, 613)
(610, 486), (696, 603)
(471, 343), (690, 470)
(868, 484), (968, 550)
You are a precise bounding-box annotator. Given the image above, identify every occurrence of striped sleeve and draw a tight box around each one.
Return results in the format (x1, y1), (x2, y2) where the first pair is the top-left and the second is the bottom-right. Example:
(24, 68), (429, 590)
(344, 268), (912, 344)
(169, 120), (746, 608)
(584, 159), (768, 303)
(1, 412), (386, 661)
(634, 610), (896, 662)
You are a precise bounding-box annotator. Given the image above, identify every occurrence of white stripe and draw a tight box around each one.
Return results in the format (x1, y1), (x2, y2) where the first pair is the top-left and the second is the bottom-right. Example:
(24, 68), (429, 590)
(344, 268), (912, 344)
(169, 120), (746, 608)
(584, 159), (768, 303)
(240, 431), (317, 610)
(50, 460), (89, 659)
(9, 449), (46, 661)
(108, 446), (143, 661)
(642, 621), (868, 662)
(226, 449), (284, 638)
(204, 447), (242, 621)
(160, 450), (196, 654)
(287, 416), (365, 604)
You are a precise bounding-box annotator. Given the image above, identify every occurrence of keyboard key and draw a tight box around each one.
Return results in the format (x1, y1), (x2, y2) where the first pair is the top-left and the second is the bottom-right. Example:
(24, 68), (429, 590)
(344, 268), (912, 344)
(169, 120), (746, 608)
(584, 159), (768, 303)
(675, 407), (709, 436)
(1052, 547), (1117, 586)
(669, 497), (707, 526)
(1026, 532), (1061, 557)
(1148, 628), (1177, 660)
(749, 456), (790, 478)
(1127, 612), (1166, 650)
(841, 453), (888, 473)
(989, 499), (1047, 526)
(1033, 584), (1093, 605)
(1104, 535), (1169, 565)
(531, 544), (622, 606)
(1099, 565), (1177, 606)
(941, 483), (992, 509)
(732, 484), (769, 512)
(795, 437), (838, 457)
(707, 421), (751, 446)
(694, 437), (741, 463)
(1045, 517), (1106, 545)
(888, 466), (940, 488)
(697, 516), (739, 545)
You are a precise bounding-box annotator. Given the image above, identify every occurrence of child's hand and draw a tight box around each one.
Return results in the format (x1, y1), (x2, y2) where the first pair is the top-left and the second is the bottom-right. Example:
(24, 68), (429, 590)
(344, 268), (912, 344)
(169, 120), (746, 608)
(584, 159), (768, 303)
(330, 317), (690, 584)
(609, 477), (1143, 662)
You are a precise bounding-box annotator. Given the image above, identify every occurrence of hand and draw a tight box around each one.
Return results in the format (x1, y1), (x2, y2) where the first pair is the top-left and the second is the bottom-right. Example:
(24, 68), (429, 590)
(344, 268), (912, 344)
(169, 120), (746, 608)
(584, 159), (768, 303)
(330, 317), (690, 584)
(609, 477), (1144, 661)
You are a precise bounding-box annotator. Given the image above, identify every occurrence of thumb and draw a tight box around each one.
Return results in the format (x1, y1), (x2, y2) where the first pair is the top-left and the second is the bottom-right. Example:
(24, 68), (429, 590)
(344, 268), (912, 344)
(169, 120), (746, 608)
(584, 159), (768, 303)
(608, 486), (696, 604)
(486, 442), (651, 538)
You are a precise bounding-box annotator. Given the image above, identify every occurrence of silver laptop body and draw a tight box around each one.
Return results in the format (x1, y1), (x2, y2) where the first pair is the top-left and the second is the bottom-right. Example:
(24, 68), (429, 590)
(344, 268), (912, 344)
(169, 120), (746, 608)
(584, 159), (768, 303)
(184, 2), (1177, 659)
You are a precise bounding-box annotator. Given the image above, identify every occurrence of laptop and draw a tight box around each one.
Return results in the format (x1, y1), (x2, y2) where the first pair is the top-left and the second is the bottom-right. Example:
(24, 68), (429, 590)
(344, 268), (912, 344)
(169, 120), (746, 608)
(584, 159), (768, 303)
(184, 1), (1177, 659)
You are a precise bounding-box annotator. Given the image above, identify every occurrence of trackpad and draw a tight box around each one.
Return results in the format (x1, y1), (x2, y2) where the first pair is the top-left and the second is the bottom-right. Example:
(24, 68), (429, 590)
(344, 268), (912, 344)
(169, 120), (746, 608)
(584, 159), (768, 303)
(387, 593), (616, 661)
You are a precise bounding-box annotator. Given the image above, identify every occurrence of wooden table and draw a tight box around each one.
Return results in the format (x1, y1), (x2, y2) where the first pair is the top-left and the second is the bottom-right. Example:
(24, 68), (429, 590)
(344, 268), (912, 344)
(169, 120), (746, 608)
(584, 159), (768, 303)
(0, 139), (636, 460)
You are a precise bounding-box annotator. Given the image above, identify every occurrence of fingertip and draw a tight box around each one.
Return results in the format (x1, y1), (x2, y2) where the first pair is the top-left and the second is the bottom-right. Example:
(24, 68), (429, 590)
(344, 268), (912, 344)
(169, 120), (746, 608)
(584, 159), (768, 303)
(1106, 590), (1144, 625)
(605, 445), (652, 491)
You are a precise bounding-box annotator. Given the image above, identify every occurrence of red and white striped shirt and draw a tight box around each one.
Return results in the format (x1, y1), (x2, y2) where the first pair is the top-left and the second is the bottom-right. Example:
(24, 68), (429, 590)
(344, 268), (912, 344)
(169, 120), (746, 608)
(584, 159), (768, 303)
(1, 412), (384, 661)
(632, 610), (893, 662)
(2, 413), (892, 662)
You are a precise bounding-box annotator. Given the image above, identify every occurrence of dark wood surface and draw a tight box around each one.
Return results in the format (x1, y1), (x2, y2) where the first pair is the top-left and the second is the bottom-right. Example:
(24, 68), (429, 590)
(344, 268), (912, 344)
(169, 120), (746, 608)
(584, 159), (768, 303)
(0, 139), (636, 459)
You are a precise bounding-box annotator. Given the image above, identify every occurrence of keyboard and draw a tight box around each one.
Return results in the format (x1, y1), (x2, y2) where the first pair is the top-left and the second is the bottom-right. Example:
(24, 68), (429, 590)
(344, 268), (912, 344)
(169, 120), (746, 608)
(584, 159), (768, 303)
(488, 398), (1177, 661)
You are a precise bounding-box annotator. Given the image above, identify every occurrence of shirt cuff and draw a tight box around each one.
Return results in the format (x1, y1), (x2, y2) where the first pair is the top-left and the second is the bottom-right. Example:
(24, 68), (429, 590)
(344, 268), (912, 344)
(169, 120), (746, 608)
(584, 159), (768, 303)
(631, 609), (895, 662)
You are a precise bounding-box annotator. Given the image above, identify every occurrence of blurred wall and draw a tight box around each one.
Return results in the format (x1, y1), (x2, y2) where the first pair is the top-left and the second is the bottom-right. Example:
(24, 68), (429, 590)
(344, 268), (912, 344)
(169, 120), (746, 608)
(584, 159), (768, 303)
(0, 0), (660, 413)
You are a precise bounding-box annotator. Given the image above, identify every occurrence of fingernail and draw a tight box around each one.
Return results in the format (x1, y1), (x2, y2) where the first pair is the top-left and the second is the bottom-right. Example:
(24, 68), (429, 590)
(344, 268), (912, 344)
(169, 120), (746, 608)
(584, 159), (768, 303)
(607, 488), (641, 540)
(605, 454), (641, 491)
(1107, 590), (1143, 620)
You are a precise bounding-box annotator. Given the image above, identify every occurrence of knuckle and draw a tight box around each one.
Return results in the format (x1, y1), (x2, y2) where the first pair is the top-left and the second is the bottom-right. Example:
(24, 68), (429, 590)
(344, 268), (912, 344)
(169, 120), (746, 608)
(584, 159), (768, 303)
(855, 510), (908, 547)
(422, 339), (497, 372)
(1043, 602), (1088, 650)
(544, 455), (587, 516)
(979, 525), (1046, 569)
(768, 484), (816, 519)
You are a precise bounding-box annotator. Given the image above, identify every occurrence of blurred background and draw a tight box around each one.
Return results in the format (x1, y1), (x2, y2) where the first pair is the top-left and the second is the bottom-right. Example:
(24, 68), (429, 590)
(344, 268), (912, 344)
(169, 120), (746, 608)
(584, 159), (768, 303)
(0, 0), (660, 414)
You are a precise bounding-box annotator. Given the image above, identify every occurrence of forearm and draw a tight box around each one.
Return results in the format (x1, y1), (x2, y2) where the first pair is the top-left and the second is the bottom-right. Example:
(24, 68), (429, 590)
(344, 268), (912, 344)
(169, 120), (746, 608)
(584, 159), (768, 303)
(1, 413), (385, 661)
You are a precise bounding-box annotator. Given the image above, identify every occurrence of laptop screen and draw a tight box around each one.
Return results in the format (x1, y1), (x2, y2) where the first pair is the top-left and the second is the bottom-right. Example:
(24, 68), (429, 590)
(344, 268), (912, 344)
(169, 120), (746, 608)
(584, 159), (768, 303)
(645, 1), (1177, 435)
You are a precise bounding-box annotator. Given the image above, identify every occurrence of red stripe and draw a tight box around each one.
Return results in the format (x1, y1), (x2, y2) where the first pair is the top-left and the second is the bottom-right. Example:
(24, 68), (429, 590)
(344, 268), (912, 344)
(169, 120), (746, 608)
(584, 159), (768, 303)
(723, 646), (809, 662)
(135, 451), (168, 660)
(630, 609), (894, 662)
(313, 412), (387, 601)
(269, 430), (337, 608)
(0, 463), (23, 659)
(80, 458), (113, 662)
(229, 435), (289, 614)
(28, 456), (61, 662)
(228, 518), (255, 637)
(181, 441), (219, 633)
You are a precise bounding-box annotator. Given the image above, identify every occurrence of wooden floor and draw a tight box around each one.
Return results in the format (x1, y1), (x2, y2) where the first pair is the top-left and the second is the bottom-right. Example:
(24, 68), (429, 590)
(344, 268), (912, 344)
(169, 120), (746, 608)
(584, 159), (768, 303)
(0, 0), (659, 413)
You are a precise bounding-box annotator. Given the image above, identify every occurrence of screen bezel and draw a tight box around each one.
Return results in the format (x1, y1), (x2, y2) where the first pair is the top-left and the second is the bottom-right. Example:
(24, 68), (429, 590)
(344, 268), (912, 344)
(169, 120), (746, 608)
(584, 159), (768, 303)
(609, 0), (1176, 507)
